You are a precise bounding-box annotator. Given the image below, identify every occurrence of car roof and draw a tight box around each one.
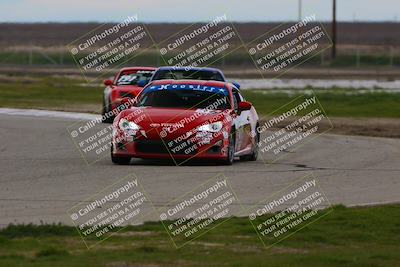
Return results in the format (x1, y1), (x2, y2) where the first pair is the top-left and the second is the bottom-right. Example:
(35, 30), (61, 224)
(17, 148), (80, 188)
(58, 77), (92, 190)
(119, 66), (157, 72)
(149, 79), (230, 89)
(155, 66), (223, 73)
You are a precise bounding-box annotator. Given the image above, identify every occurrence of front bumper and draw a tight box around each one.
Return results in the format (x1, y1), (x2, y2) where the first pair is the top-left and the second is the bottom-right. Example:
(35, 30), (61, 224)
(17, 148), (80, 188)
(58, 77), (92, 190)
(112, 132), (228, 160)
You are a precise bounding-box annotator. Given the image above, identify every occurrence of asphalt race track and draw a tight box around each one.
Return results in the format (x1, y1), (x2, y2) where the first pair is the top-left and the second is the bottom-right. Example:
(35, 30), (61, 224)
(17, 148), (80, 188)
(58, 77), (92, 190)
(1, 109), (400, 227)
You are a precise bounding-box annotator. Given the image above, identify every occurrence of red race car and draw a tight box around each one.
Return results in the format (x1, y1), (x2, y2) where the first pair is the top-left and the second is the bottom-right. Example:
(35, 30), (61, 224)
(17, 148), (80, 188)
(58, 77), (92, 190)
(102, 67), (156, 123)
(111, 79), (260, 165)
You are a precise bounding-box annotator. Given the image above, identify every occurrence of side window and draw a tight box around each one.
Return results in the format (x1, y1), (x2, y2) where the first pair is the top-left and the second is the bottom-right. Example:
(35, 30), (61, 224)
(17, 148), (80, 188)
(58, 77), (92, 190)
(238, 91), (245, 101)
(232, 89), (241, 111)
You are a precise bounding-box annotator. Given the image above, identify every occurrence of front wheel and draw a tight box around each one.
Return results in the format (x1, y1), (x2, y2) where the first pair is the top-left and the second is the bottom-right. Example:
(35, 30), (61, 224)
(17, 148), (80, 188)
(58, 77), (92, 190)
(221, 133), (235, 165)
(240, 125), (259, 161)
(102, 97), (114, 123)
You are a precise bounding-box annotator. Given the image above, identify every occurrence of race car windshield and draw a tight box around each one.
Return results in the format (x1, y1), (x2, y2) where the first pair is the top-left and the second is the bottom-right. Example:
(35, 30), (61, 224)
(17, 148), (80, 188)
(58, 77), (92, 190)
(136, 84), (230, 110)
(152, 69), (225, 81)
(116, 70), (154, 85)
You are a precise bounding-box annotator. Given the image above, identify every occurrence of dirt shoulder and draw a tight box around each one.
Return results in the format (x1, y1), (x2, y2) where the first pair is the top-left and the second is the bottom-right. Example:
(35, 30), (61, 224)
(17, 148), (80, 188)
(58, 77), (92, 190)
(259, 117), (400, 139)
(2, 65), (400, 80)
(324, 117), (400, 139)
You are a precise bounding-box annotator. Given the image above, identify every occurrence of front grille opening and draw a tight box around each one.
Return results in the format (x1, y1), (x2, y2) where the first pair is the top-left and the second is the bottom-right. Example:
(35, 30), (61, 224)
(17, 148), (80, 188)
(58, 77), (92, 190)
(207, 145), (221, 154)
(136, 140), (196, 155)
(117, 142), (126, 150)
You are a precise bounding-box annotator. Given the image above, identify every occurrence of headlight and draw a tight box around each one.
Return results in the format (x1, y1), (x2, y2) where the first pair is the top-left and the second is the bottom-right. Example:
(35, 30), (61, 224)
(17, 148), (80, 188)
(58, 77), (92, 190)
(118, 118), (140, 131)
(197, 122), (223, 133)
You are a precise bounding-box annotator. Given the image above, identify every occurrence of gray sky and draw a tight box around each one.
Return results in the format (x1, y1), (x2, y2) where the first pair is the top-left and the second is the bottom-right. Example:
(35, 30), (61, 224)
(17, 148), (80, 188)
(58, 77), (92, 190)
(1, 0), (399, 22)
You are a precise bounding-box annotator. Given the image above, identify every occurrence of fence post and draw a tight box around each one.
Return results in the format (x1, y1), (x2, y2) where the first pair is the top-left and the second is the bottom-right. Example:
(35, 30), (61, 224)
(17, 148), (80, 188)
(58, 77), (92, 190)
(389, 46), (394, 66)
(356, 49), (360, 68)
(321, 50), (325, 66)
(29, 47), (33, 65)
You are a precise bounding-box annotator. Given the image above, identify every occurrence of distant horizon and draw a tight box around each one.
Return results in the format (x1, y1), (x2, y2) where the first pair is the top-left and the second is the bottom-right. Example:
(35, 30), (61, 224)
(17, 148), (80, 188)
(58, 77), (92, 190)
(1, 0), (399, 23)
(1, 20), (399, 24)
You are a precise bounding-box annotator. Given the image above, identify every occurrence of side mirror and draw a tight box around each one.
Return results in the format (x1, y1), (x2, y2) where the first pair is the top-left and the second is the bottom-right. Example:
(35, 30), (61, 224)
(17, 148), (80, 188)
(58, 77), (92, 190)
(231, 82), (241, 90)
(137, 80), (147, 87)
(104, 79), (113, 86)
(238, 101), (252, 112)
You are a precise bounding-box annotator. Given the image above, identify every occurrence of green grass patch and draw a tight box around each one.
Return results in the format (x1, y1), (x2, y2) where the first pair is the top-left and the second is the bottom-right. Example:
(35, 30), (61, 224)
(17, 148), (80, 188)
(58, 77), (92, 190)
(242, 89), (400, 118)
(0, 75), (103, 111)
(0, 223), (76, 239)
(1, 50), (400, 67)
(35, 248), (69, 258)
(0, 75), (400, 118)
(0, 205), (399, 267)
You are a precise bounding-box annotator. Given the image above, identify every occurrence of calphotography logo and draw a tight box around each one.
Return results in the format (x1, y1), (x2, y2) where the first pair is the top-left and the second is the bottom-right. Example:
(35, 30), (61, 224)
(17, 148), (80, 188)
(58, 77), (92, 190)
(245, 14), (333, 79)
(68, 14), (156, 81)
(253, 92), (333, 164)
(67, 174), (153, 248)
(157, 14), (243, 70)
(155, 174), (245, 248)
(248, 173), (333, 249)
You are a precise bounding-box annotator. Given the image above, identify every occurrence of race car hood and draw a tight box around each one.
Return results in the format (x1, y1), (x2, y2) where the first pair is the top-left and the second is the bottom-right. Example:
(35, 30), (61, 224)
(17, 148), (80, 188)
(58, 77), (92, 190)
(112, 85), (142, 91)
(111, 85), (144, 98)
(117, 107), (231, 139)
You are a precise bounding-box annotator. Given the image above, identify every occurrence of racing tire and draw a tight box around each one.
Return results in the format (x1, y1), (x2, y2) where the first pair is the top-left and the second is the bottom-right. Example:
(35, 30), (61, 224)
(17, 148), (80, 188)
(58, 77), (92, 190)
(102, 97), (114, 123)
(221, 132), (235, 165)
(240, 124), (259, 161)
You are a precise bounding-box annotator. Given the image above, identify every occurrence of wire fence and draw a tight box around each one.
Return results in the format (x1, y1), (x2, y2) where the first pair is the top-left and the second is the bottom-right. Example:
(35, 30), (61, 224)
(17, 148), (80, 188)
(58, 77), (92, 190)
(0, 46), (399, 68)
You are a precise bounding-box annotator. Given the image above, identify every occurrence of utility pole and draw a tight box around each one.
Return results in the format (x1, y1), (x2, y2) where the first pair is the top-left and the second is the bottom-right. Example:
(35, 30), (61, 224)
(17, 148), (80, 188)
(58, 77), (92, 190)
(332, 0), (337, 59)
